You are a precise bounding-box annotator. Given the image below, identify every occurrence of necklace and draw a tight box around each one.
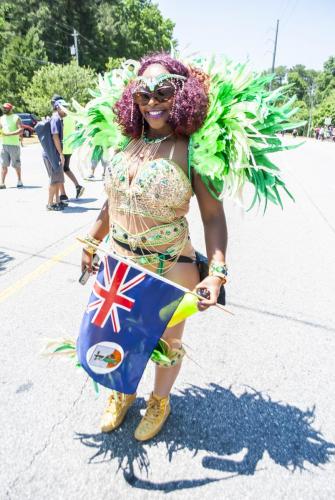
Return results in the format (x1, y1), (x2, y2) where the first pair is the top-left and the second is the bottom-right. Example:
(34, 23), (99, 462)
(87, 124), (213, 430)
(143, 133), (172, 144)
(124, 134), (173, 164)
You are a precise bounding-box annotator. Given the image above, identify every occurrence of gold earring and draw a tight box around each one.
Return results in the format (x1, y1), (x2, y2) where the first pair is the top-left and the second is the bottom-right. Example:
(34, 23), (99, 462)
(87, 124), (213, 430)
(130, 100), (134, 124)
(170, 96), (177, 120)
(141, 115), (145, 137)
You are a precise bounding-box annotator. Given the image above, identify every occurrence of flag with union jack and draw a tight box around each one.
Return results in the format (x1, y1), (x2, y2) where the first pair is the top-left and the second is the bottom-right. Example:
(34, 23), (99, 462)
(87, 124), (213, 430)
(77, 254), (185, 394)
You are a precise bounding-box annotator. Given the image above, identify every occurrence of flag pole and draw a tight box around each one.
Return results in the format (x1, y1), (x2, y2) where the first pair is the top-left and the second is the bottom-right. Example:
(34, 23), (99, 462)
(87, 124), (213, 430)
(77, 237), (233, 316)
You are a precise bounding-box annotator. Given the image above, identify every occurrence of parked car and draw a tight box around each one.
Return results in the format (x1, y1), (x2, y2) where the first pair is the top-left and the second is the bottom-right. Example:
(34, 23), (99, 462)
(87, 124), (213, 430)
(21, 124), (34, 138)
(17, 113), (39, 127)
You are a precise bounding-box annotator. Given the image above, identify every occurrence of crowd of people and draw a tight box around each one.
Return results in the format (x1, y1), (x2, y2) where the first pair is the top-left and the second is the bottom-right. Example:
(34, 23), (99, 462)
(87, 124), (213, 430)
(0, 98), (107, 209)
(314, 125), (335, 141)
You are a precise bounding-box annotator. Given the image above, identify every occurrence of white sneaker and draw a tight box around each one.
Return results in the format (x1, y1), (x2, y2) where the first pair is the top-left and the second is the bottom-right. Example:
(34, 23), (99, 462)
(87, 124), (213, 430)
(0, 184), (6, 189)
(17, 181), (23, 188)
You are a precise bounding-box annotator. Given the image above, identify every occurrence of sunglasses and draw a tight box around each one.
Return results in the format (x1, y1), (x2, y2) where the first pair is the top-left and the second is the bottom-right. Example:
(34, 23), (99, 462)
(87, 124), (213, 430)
(132, 84), (176, 106)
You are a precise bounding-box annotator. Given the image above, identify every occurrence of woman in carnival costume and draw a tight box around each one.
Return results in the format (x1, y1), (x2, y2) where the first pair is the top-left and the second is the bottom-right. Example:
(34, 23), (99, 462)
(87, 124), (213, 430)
(76, 52), (301, 441)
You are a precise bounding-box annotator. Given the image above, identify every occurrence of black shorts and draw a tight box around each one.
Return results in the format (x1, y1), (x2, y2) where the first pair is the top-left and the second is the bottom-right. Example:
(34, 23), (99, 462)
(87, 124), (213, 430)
(63, 154), (71, 172)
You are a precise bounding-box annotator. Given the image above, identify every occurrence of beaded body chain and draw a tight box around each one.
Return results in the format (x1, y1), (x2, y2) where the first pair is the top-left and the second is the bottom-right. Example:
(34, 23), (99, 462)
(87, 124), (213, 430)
(105, 136), (193, 274)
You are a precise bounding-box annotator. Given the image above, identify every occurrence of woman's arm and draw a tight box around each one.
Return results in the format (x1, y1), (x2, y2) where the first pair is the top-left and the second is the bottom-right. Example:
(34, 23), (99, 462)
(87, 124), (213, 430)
(194, 172), (228, 308)
(82, 200), (110, 272)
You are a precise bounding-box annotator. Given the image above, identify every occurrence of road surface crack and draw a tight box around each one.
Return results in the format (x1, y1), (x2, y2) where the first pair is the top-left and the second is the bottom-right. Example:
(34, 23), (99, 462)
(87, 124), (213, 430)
(6, 379), (87, 498)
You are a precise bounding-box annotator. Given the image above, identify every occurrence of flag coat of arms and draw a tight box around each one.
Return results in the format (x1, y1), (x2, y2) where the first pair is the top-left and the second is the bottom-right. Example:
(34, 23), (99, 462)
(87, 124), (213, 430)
(77, 255), (185, 394)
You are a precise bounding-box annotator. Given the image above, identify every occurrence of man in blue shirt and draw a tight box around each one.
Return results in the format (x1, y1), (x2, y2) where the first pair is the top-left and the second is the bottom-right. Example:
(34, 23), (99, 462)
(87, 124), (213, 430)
(41, 95), (84, 211)
(41, 97), (67, 210)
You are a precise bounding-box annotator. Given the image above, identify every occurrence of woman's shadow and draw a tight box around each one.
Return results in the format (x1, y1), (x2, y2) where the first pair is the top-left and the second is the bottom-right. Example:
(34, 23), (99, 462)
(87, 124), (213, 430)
(75, 384), (335, 492)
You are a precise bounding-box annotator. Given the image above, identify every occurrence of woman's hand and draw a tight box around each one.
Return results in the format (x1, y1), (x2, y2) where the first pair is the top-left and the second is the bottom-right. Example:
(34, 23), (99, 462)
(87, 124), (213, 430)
(194, 275), (222, 310)
(81, 250), (100, 274)
(80, 201), (110, 276)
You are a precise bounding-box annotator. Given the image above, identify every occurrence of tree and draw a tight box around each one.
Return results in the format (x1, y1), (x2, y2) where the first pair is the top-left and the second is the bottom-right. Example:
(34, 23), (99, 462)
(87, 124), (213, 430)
(95, 0), (175, 66)
(286, 65), (319, 101)
(0, 27), (47, 109)
(0, 0), (175, 71)
(105, 57), (126, 72)
(269, 65), (288, 90)
(294, 100), (309, 134)
(314, 89), (335, 126)
(317, 55), (335, 100)
(287, 70), (309, 101)
(22, 61), (97, 116)
(0, 0), (97, 66)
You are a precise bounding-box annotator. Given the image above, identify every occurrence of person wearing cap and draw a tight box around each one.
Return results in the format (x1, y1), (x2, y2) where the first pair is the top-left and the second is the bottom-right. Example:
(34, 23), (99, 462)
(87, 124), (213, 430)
(42, 95), (84, 210)
(51, 95), (84, 204)
(0, 103), (23, 189)
(42, 96), (66, 210)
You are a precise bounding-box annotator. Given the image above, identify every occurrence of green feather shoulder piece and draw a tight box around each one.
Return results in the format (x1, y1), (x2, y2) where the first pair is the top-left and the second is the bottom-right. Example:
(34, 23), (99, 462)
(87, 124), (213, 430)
(189, 57), (304, 210)
(68, 60), (139, 160)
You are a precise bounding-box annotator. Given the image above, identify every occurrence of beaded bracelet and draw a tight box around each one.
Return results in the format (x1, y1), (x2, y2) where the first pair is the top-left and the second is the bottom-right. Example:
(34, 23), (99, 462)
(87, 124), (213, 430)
(83, 234), (102, 255)
(209, 260), (228, 284)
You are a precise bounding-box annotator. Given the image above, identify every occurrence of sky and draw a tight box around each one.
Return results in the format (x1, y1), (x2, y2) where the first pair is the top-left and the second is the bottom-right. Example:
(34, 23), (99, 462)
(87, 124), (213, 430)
(157, 0), (335, 72)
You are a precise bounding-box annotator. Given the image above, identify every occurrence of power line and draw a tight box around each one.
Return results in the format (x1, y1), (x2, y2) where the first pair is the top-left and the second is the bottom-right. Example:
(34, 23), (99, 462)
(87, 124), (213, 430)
(9, 53), (57, 65)
(281, 0), (300, 30)
(0, 30), (73, 61)
(3, 13), (73, 36)
(37, 17), (100, 50)
(277, 0), (291, 22)
(3, 13), (100, 58)
(36, 17), (74, 37)
(40, 40), (70, 50)
(48, 17), (98, 49)
(52, 17), (96, 46)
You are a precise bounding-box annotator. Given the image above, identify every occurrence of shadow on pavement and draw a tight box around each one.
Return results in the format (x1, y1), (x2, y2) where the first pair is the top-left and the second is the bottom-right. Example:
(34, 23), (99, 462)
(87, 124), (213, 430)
(71, 198), (98, 204)
(0, 250), (14, 271)
(4, 185), (42, 189)
(75, 384), (335, 492)
(84, 178), (104, 182)
(62, 205), (100, 213)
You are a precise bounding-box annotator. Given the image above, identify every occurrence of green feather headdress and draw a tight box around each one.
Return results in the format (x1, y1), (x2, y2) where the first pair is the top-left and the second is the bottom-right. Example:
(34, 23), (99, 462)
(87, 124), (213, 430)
(68, 56), (303, 211)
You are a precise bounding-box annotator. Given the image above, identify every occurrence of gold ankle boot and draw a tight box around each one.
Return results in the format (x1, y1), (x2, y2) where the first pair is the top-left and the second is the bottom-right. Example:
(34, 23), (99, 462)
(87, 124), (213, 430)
(134, 392), (171, 441)
(100, 391), (136, 433)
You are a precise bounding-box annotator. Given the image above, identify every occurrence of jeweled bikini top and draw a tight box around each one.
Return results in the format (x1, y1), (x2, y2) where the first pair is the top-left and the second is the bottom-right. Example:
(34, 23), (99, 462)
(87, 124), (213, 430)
(105, 151), (193, 223)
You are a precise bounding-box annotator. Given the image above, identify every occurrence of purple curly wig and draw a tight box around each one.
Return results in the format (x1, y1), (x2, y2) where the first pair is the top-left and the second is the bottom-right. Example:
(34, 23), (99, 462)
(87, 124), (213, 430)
(114, 53), (209, 138)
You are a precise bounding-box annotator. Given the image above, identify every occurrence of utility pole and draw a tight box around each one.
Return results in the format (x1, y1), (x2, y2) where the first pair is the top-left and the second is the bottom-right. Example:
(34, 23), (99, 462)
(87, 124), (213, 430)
(269, 19), (279, 90)
(307, 84), (316, 137)
(271, 19), (279, 73)
(71, 28), (79, 65)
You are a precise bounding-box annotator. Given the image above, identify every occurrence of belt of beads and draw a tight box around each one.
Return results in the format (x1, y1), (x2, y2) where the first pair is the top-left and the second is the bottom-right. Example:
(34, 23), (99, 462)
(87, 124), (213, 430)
(111, 218), (188, 252)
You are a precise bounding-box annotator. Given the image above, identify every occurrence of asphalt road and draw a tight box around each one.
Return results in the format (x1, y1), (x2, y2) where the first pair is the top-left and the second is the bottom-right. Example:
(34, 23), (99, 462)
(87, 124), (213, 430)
(1, 139), (335, 499)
